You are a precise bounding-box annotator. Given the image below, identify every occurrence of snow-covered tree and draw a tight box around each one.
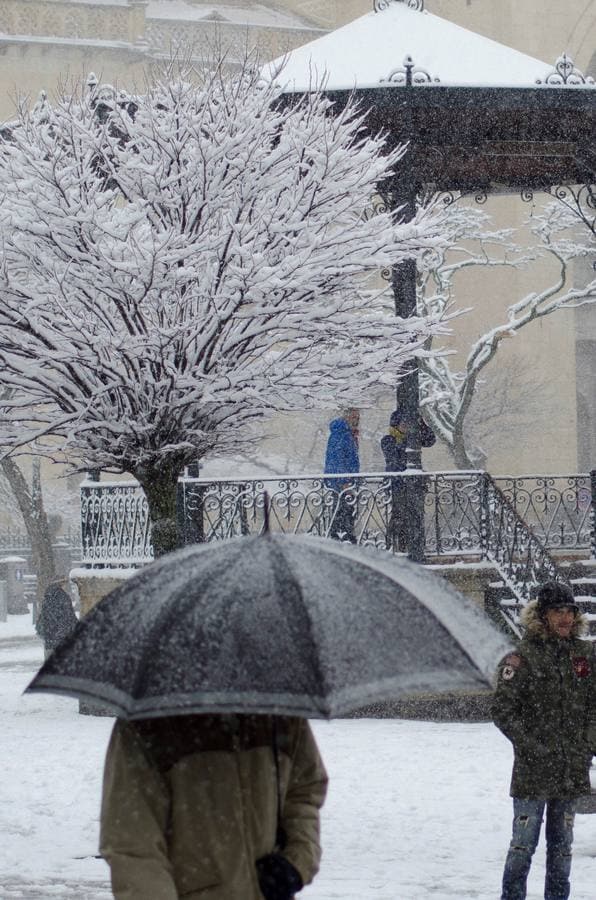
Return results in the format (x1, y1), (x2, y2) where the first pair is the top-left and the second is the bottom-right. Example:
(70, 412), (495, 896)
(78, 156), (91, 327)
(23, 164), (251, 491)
(0, 61), (447, 554)
(418, 201), (596, 467)
(0, 456), (57, 598)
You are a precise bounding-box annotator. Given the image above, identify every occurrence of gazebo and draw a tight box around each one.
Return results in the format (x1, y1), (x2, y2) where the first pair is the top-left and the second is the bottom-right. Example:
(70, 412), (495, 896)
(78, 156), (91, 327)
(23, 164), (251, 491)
(265, 0), (596, 559)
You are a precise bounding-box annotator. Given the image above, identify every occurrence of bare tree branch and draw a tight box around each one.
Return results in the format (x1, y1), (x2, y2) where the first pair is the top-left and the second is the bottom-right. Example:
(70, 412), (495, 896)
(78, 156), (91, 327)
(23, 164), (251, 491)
(419, 201), (596, 467)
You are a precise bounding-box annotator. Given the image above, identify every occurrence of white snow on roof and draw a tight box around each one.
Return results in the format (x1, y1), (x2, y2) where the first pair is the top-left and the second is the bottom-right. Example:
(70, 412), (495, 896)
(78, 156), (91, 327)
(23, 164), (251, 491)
(0, 34), (134, 51)
(11, 1), (323, 32)
(264, 2), (555, 90)
(43, 0), (128, 5)
(146, 2), (322, 31)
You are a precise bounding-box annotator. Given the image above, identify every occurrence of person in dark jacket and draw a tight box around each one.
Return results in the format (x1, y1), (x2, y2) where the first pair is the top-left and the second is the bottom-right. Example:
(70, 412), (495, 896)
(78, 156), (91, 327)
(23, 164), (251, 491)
(36, 577), (78, 659)
(323, 408), (359, 542)
(380, 409), (435, 552)
(493, 581), (596, 900)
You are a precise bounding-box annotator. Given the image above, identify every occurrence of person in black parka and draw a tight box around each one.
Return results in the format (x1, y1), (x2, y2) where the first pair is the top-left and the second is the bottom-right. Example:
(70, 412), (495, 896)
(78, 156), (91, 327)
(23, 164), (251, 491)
(493, 581), (596, 900)
(380, 408), (435, 552)
(36, 577), (78, 658)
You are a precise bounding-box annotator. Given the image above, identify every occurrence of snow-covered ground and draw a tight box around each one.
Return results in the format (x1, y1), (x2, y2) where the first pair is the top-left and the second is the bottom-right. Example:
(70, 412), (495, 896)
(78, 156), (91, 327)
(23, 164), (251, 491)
(2, 613), (595, 900)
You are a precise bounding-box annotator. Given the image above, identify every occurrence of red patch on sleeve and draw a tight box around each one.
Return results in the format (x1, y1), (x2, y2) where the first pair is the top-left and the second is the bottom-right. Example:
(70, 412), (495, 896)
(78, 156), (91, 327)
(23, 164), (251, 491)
(499, 653), (523, 681)
(572, 657), (590, 678)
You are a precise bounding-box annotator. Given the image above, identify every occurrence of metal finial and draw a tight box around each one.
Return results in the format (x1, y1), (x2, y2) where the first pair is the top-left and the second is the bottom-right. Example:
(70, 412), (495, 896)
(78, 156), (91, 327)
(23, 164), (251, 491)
(536, 53), (595, 86)
(381, 55), (439, 86)
(374, 0), (425, 12)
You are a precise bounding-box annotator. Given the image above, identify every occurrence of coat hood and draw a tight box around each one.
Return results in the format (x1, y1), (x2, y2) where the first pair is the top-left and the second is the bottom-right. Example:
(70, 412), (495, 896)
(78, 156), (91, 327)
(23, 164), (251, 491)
(520, 599), (588, 639)
(328, 418), (352, 434)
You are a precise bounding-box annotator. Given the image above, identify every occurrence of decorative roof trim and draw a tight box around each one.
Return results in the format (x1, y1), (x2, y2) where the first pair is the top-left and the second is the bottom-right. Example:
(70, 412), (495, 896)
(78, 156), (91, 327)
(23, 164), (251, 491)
(374, 0), (424, 12)
(536, 53), (595, 86)
(381, 55), (439, 85)
(199, 12), (230, 24)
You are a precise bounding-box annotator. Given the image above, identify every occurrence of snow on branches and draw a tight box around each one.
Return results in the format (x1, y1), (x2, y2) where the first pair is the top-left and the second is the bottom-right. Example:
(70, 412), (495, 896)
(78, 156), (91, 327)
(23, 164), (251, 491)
(418, 201), (596, 467)
(0, 64), (447, 486)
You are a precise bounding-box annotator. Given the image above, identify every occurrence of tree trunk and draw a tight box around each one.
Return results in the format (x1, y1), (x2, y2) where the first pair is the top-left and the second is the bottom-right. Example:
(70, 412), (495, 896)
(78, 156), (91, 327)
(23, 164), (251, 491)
(136, 467), (181, 558)
(0, 457), (56, 600)
(452, 431), (477, 470)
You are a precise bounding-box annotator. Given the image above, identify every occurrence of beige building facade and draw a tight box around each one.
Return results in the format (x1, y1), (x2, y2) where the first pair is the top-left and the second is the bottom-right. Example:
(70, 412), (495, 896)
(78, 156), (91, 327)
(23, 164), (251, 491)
(0, 0), (594, 480)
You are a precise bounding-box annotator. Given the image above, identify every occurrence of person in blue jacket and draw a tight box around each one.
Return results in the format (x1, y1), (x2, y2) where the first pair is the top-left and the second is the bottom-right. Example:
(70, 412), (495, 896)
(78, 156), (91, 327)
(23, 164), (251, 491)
(323, 408), (360, 542)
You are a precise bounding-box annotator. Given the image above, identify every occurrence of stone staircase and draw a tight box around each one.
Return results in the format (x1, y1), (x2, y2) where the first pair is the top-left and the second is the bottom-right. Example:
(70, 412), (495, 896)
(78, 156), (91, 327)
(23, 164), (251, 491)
(568, 566), (596, 639)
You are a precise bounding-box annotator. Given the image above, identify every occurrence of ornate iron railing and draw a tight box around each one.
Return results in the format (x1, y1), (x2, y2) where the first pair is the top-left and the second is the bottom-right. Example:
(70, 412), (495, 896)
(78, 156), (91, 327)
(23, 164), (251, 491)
(481, 475), (563, 636)
(78, 471), (596, 642)
(79, 471), (595, 567)
(81, 471), (575, 563)
(81, 471), (492, 566)
(0, 528), (81, 557)
(0, 529), (32, 555)
(495, 474), (592, 551)
(80, 479), (152, 567)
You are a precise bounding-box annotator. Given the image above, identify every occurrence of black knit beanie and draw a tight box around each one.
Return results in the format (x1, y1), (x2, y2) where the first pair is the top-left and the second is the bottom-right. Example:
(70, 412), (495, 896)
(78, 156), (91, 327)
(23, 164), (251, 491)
(536, 581), (578, 615)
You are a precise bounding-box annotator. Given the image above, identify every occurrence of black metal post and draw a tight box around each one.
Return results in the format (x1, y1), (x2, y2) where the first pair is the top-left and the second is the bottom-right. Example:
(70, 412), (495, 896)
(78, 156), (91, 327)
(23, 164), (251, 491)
(479, 472), (490, 561)
(390, 186), (426, 562)
(590, 469), (596, 559)
(176, 462), (205, 545)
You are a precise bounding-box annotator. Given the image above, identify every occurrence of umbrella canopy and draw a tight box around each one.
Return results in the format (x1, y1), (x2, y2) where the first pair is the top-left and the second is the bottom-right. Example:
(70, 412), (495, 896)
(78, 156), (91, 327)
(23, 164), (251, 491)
(264, 1), (553, 90)
(26, 535), (510, 719)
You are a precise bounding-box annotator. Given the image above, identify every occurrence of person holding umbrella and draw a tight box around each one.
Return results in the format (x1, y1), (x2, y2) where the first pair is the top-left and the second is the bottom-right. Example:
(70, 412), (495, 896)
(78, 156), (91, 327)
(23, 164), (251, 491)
(28, 531), (512, 897)
(100, 712), (327, 900)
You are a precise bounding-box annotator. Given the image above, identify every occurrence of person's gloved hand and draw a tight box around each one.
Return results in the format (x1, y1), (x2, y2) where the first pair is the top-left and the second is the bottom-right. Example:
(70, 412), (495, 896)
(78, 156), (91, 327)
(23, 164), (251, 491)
(256, 853), (303, 900)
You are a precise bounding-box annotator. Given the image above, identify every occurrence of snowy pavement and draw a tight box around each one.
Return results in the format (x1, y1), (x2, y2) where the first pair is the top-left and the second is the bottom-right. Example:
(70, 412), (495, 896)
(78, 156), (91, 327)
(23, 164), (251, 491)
(2, 613), (596, 900)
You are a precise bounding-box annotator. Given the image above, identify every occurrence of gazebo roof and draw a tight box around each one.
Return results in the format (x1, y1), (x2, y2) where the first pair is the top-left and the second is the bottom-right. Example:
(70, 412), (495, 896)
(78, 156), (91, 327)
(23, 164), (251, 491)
(266, 1), (555, 90)
(264, 1), (595, 193)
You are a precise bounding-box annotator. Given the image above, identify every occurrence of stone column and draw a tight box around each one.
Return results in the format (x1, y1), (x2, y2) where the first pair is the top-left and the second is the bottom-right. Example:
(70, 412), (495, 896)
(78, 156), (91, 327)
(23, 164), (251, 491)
(0, 556), (29, 614)
(71, 571), (129, 618)
(0, 581), (7, 622)
(127, 0), (148, 46)
(71, 569), (132, 716)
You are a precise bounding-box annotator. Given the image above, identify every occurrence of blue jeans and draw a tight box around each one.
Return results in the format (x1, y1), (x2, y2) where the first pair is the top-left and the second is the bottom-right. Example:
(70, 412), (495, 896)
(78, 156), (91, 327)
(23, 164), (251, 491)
(501, 798), (575, 900)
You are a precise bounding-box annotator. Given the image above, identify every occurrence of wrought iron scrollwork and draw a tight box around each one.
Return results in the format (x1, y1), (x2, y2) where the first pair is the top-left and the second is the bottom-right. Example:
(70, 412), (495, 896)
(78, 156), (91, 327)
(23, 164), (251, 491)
(433, 189), (488, 207)
(361, 194), (394, 281)
(381, 55), (439, 86)
(74, 471), (596, 640)
(536, 53), (595, 86)
(495, 475), (593, 550)
(79, 471), (594, 569)
(551, 183), (596, 209)
(374, 0), (425, 12)
(482, 475), (562, 604)
(361, 194), (390, 221)
(521, 183), (596, 235)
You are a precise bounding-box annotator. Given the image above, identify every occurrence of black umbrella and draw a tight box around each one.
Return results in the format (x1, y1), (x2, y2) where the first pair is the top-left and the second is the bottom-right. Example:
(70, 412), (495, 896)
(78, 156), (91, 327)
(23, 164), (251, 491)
(26, 534), (510, 718)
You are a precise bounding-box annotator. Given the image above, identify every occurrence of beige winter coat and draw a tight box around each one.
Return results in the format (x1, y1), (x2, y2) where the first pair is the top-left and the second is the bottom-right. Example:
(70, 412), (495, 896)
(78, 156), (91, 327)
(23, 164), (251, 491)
(100, 714), (328, 900)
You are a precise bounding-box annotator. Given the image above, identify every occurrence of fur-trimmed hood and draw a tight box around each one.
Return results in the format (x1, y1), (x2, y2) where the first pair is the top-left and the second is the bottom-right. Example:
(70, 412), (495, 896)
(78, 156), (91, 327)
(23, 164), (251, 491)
(520, 598), (588, 639)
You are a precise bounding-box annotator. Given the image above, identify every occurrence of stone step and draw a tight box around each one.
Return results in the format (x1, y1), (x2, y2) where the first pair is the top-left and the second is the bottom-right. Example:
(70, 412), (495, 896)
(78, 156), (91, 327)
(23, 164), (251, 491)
(569, 578), (596, 597)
